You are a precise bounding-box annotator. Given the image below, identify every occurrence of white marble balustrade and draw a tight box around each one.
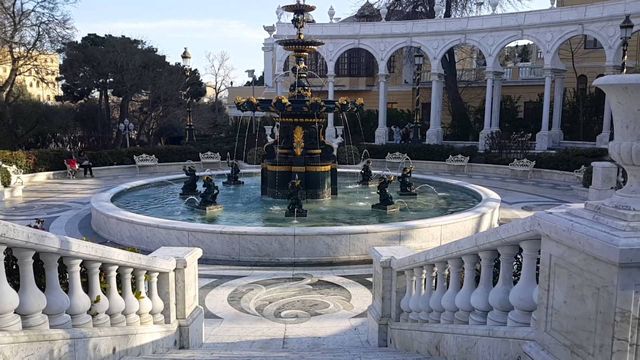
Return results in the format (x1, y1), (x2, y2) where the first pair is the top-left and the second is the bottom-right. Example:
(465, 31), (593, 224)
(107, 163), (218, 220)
(394, 239), (541, 329)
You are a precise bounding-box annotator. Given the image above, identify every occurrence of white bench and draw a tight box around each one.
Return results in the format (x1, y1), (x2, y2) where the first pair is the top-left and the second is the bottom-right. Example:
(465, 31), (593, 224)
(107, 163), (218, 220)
(385, 152), (412, 173)
(133, 154), (159, 174)
(573, 165), (587, 182)
(199, 151), (222, 170)
(0, 161), (24, 186)
(509, 158), (536, 179)
(445, 154), (470, 174)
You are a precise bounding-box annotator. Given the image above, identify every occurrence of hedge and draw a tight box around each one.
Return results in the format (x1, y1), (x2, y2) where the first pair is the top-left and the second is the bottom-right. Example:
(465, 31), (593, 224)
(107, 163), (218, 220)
(0, 143), (609, 175)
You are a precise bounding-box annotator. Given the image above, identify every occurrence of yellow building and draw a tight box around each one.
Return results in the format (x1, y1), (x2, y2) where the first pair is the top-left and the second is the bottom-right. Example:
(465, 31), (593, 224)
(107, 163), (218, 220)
(0, 52), (61, 103)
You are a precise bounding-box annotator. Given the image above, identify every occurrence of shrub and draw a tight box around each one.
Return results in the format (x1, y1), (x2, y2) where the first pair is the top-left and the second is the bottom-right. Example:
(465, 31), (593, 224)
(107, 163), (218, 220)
(361, 144), (477, 162)
(245, 147), (266, 165)
(337, 145), (361, 165)
(582, 166), (593, 188)
(0, 166), (10, 187)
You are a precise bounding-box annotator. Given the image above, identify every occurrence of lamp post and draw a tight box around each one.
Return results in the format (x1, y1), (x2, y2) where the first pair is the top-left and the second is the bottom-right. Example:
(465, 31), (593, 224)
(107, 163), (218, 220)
(181, 47), (196, 143)
(119, 118), (134, 149)
(620, 15), (635, 74)
(246, 69), (257, 133)
(412, 51), (424, 144)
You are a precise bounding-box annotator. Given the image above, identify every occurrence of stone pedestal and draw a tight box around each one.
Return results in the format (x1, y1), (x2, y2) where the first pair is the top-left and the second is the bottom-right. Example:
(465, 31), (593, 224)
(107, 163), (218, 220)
(588, 162), (618, 201)
(596, 131), (611, 147)
(425, 128), (443, 145)
(205, 205), (223, 214)
(372, 203), (400, 213)
(535, 131), (551, 151)
(375, 127), (388, 144)
(549, 129), (563, 147)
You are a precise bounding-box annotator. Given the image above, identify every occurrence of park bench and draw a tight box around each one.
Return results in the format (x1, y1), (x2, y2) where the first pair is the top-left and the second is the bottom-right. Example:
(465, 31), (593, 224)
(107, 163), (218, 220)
(385, 152), (412, 173)
(0, 161), (24, 186)
(509, 158), (536, 179)
(133, 154), (159, 174)
(63, 159), (79, 179)
(199, 151), (222, 170)
(573, 165), (587, 182)
(445, 154), (470, 174)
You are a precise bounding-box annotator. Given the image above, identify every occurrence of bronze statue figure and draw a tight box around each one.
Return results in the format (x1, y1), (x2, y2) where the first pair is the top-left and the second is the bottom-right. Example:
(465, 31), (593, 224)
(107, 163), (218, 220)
(372, 175), (400, 212)
(285, 177), (308, 217)
(398, 166), (417, 197)
(359, 159), (373, 186)
(197, 176), (220, 209)
(223, 159), (244, 186)
(180, 165), (200, 197)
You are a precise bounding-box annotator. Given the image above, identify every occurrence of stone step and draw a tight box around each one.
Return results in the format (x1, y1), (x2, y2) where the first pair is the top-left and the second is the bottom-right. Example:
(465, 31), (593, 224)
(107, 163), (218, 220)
(124, 346), (433, 360)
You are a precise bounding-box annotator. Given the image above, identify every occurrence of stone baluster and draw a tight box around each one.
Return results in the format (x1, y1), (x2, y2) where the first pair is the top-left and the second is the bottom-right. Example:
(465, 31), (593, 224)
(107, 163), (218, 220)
(488, 246), (519, 326)
(418, 264), (434, 323)
(103, 264), (126, 326)
(85, 261), (110, 327)
(429, 262), (447, 323)
(531, 285), (539, 327)
(147, 272), (165, 325)
(119, 267), (140, 326)
(14, 249), (49, 329)
(508, 240), (541, 327)
(0, 245), (22, 331)
(40, 253), (71, 329)
(63, 257), (92, 328)
(399, 270), (412, 322)
(134, 269), (153, 325)
(470, 250), (498, 325)
(455, 254), (479, 324)
(441, 258), (463, 324)
(409, 267), (424, 322)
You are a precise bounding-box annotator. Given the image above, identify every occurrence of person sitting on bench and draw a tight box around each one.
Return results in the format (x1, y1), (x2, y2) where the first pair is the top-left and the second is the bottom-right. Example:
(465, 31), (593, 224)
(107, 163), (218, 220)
(76, 150), (94, 177)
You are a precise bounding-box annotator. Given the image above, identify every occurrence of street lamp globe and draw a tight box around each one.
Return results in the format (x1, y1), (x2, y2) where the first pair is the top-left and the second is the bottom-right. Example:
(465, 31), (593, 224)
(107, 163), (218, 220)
(414, 52), (424, 66)
(181, 47), (192, 68)
(620, 15), (635, 41)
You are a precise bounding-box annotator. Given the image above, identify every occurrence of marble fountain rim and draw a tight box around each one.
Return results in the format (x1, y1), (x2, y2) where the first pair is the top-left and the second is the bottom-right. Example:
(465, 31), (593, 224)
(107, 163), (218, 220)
(90, 168), (501, 236)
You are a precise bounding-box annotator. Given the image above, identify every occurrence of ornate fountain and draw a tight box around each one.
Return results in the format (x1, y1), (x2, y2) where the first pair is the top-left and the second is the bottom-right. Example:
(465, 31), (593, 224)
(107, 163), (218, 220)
(235, 0), (362, 200)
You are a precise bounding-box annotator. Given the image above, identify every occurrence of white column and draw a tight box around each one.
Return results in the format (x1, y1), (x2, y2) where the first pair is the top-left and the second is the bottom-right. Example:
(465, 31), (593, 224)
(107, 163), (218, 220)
(429, 262), (447, 323)
(535, 69), (554, 151)
(374, 73), (389, 144)
(550, 72), (565, 147)
(418, 264), (433, 323)
(262, 40), (274, 88)
(470, 250), (498, 325)
(148, 272), (165, 325)
(326, 74), (337, 142)
(63, 257), (93, 328)
(597, 97), (613, 147)
(14, 248), (49, 329)
(441, 258), (463, 324)
(488, 245), (519, 326)
(103, 264), (126, 327)
(399, 270), (412, 322)
(275, 74), (285, 96)
(409, 267), (424, 322)
(455, 254), (479, 324)
(119, 267), (140, 326)
(426, 72), (444, 144)
(40, 253), (71, 329)
(479, 72), (495, 152)
(134, 269), (153, 325)
(0, 245), (22, 331)
(508, 240), (541, 327)
(490, 72), (503, 131)
(85, 261), (110, 327)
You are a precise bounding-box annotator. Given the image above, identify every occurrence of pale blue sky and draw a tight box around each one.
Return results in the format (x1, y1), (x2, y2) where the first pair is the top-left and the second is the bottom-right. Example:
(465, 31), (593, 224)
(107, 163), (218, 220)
(70, 0), (550, 84)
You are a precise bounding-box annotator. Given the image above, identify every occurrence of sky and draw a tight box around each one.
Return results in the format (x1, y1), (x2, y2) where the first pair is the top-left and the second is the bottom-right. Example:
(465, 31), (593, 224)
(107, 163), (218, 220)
(70, 0), (550, 85)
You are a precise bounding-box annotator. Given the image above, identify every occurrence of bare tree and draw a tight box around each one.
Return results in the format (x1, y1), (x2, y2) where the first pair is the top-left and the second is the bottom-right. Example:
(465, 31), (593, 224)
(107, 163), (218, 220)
(204, 51), (234, 110)
(0, 0), (75, 104)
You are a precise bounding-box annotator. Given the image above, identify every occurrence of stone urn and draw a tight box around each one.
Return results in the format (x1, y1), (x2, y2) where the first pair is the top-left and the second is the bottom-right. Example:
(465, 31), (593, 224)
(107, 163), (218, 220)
(593, 74), (640, 212)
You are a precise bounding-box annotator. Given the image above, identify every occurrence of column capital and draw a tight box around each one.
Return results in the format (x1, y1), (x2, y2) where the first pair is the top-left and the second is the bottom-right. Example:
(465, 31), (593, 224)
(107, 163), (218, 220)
(542, 68), (556, 77)
(430, 72), (444, 82)
(326, 73), (336, 82)
(377, 73), (389, 82)
(485, 69), (504, 79)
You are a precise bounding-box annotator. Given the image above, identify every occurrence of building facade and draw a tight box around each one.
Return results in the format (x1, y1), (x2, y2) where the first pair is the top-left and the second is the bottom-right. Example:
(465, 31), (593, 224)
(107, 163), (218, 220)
(0, 52), (61, 103)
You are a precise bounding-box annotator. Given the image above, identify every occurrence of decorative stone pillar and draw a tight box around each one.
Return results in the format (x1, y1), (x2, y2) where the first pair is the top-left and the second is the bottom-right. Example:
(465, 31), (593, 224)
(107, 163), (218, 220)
(148, 272), (165, 325)
(134, 269), (153, 325)
(40, 253), (71, 329)
(536, 69), (554, 151)
(508, 240), (541, 326)
(550, 71), (565, 147)
(409, 267), (424, 322)
(441, 258), (462, 324)
(262, 39), (274, 88)
(591, 75), (640, 214)
(426, 72), (444, 144)
(470, 250), (498, 325)
(103, 264), (126, 327)
(275, 73), (285, 96)
(85, 261), (110, 327)
(14, 248), (49, 329)
(418, 264), (434, 323)
(326, 74), (337, 142)
(455, 254), (479, 324)
(595, 67), (618, 147)
(488, 245), (519, 326)
(479, 72), (495, 152)
(490, 71), (503, 131)
(63, 257), (92, 328)
(0, 245), (22, 331)
(588, 161), (619, 201)
(429, 262), (447, 323)
(399, 269), (412, 322)
(119, 267), (140, 326)
(375, 73), (389, 144)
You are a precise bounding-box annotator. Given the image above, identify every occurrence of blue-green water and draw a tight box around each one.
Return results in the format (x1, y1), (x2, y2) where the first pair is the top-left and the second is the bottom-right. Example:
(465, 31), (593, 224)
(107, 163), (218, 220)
(112, 174), (480, 227)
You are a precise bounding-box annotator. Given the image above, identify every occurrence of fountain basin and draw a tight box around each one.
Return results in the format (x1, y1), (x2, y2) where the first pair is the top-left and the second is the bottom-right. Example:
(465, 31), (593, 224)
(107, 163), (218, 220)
(91, 170), (500, 264)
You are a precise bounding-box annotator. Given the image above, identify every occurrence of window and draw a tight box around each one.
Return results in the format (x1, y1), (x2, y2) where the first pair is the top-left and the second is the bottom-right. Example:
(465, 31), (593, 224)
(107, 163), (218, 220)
(307, 52), (327, 77)
(336, 49), (376, 77)
(387, 55), (396, 74)
(584, 35), (603, 49)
